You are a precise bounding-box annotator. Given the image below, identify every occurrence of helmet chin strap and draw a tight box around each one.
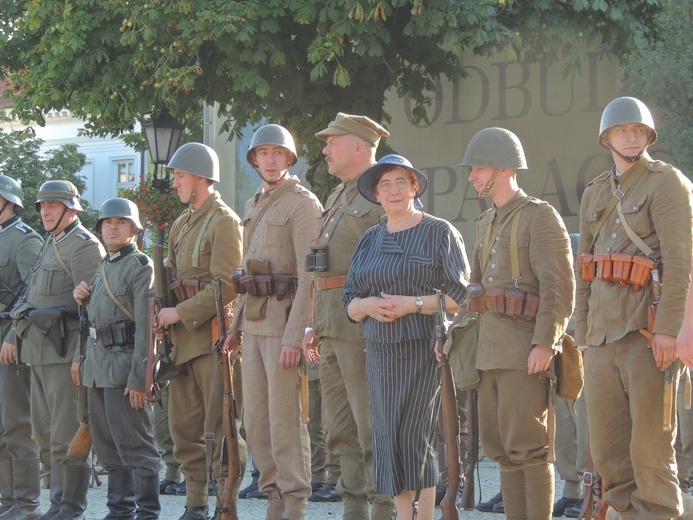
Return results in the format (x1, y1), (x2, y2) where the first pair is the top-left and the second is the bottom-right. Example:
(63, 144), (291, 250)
(0, 201), (9, 219)
(45, 205), (69, 234)
(608, 145), (643, 164)
(478, 169), (500, 199)
(254, 167), (288, 186)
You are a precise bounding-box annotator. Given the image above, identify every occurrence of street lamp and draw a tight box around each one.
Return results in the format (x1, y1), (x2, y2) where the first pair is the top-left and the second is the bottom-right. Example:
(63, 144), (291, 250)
(141, 106), (183, 193)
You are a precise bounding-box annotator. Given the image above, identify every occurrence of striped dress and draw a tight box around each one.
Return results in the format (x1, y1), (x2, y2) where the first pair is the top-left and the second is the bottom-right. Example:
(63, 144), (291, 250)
(343, 213), (469, 495)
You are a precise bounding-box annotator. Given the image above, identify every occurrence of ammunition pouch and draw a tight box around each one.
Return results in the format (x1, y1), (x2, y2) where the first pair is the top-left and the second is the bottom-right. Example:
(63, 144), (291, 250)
(579, 253), (655, 291)
(466, 283), (485, 315)
(238, 273), (297, 300)
(170, 278), (209, 302)
(26, 307), (74, 357)
(90, 320), (136, 349)
(470, 286), (540, 322)
(232, 268), (246, 294)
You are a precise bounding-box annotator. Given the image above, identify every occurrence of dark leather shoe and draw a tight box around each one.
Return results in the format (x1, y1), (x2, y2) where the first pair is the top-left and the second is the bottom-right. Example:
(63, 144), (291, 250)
(175, 480), (187, 496)
(476, 492), (503, 512)
(553, 496), (580, 516)
(178, 506), (207, 520)
(492, 499), (504, 513)
(308, 482), (342, 502)
(160, 479), (178, 495)
(564, 498), (585, 518)
(246, 487), (269, 500)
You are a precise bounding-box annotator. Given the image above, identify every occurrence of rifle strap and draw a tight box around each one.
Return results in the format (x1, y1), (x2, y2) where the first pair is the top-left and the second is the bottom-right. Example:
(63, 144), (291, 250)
(100, 262), (135, 322)
(192, 209), (218, 272)
(51, 239), (74, 283)
(577, 444), (595, 520)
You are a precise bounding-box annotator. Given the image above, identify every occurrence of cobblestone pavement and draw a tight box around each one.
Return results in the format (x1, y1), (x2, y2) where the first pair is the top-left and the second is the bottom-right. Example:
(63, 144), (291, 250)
(39, 458), (569, 519)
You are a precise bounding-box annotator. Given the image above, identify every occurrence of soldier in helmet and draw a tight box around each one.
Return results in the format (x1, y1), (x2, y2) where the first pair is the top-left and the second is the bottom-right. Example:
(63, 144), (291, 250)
(0, 175), (43, 519)
(226, 124), (323, 520)
(575, 97), (693, 517)
(72, 198), (160, 519)
(461, 128), (574, 519)
(155, 142), (245, 520)
(8, 180), (105, 520)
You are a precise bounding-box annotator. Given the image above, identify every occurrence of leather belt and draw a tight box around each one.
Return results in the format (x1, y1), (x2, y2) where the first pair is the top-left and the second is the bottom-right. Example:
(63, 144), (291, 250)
(315, 275), (347, 291)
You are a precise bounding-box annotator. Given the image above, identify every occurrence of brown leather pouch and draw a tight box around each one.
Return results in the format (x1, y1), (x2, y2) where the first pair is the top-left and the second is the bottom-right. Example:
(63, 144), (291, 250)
(485, 287), (505, 315)
(594, 253), (613, 282)
(254, 274), (275, 297)
(467, 283), (485, 315)
(611, 253), (633, 287)
(232, 268), (246, 294)
(521, 293), (540, 321)
(579, 253), (595, 282)
(629, 256), (656, 291)
(240, 274), (260, 297)
(504, 289), (525, 318)
(274, 274), (296, 301)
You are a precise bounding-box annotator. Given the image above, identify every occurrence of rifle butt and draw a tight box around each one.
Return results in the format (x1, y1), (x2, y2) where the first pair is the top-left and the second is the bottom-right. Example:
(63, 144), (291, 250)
(66, 422), (92, 462)
(440, 356), (460, 517)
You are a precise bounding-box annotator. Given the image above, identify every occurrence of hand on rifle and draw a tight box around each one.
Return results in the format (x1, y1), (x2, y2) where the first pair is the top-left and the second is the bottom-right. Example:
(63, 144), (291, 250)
(221, 332), (242, 360)
(433, 339), (444, 363)
(0, 341), (17, 365)
(157, 307), (180, 329)
(302, 329), (320, 364)
(125, 388), (148, 411)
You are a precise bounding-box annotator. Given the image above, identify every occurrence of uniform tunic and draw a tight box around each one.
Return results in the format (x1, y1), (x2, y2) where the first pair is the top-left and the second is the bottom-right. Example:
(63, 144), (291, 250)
(575, 154), (693, 518)
(0, 216), (42, 505)
(343, 213), (469, 495)
(80, 243), (160, 476)
(11, 219), (104, 468)
(231, 177), (323, 520)
(165, 191), (245, 508)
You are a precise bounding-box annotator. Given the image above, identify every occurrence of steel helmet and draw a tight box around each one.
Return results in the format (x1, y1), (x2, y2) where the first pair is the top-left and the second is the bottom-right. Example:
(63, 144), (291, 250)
(460, 127), (528, 170)
(35, 180), (83, 212)
(599, 96), (657, 148)
(165, 143), (220, 182)
(96, 198), (143, 233)
(246, 124), (298, 167)
(0, 175), (25, 214)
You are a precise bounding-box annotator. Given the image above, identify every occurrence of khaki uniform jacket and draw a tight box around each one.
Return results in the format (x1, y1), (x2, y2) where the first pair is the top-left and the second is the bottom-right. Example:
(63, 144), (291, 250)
(312, 177), (384, 342)
(0, 216), (42, 341)
(167, 192), (242, 365)
(575, 154), (693, 345)
(13, 219), (105, 365)
(232, 177), (323, 347)
(80, 244), (154, 392)
(471, 190), (574, 370)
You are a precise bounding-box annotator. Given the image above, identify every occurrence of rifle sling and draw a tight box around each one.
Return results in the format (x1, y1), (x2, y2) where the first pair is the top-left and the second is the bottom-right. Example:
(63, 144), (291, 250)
(100, 262), (135, 322)
(51, 239), (74, 283)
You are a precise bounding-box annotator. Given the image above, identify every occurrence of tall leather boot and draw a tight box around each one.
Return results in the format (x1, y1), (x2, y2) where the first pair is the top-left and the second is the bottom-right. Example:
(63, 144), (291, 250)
(0, 454), (13, 514)
(51, 464), (89, 520)
(0, 457), (41, 519)
(134, 472), (161, 520)
(38, 463), (63, 520)
(524, 462), (554, 520)
(500, 466), (527, 520)
(103, 468), (136, 519)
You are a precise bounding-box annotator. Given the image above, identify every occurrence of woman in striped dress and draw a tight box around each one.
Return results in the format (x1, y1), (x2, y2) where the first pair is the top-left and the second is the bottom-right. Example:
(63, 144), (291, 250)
(343, 154), (470, 520)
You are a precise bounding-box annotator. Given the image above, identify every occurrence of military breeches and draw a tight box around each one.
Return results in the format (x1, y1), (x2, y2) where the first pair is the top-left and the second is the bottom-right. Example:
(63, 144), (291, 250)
(0, 364), (38, 460)
(88, 386), (160, 475)
(585, 332), (682, 519)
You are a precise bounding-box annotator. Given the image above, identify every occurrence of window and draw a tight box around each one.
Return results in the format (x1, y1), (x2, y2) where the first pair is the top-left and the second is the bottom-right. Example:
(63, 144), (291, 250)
(115, 159), (136, 187)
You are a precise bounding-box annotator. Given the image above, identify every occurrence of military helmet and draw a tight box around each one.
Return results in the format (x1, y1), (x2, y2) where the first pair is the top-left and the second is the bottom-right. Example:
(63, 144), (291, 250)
(0, 175), (25, 214)
(35, 180), (83, 212)
(96, 198), (143, 233)
(165, 142), (220, 182)
(599, 96), (657, 148)
(247, 124), (298, 167)
(459, 127), (528, 170)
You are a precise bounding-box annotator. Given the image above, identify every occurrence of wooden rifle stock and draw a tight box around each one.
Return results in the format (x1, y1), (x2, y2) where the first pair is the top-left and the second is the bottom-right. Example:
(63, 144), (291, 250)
(145, 297), (163, 404)
(66, 421), (92, 462)
(459, 388), (478, 510)
(437, 290), (460, 520)
(214, 277), (241, 520)
(68, 307), (92, 461)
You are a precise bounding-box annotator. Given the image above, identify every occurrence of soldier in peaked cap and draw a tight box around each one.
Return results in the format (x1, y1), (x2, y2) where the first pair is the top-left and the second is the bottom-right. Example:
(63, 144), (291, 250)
(303, 113), (396, 519)
(227, 124), (322, 520)
(73, 198), (160, 519)
(576, 97), (693, 517)
(0, 175), (43, 519)
(462, 128), (574, 520)
(155, 142), (245, 520)
(8, 180), (105, 520)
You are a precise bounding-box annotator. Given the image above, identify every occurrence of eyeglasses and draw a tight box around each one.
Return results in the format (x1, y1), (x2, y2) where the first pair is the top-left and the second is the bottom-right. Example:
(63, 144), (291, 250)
(377, 178), (411, 193)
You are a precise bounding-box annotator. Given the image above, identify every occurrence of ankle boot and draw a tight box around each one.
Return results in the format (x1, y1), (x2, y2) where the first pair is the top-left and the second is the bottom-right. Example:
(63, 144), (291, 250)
(104, 468), (135, 519)
(38, 463), (63, 520)
(134, 473), (160, 520)
(51, 464), (89, 520)
(0, 457), (41, 520)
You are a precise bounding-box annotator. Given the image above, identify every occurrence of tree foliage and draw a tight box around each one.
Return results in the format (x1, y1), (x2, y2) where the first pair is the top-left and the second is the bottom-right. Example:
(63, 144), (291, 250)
(621, 0), (693, 175)
(1, 0), (662, 200)
(0, 123), (98, 233)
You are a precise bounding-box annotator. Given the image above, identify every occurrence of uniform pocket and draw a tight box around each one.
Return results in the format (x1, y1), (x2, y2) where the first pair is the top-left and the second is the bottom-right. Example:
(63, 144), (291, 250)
(620, 195), (653, 237)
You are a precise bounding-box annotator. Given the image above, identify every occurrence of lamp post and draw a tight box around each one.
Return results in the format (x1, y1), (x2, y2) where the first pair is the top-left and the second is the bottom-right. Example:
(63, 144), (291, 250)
(141, 106), (183, 193)
(141, 106), (183, 245)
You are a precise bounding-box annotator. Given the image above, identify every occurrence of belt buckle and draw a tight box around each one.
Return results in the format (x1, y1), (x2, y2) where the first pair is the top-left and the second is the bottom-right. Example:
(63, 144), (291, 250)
(89, 326), (97, 339)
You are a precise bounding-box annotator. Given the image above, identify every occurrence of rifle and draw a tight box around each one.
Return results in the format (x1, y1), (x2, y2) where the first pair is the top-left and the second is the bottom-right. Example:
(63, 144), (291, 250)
(152, 245), (183, 382)
(459, 388), (478, 510)
(67, 307), (92, 461)
(145, 297), (163, 404)
(214, 277), (241, 520)
(437, 289), (460, 520)
(0, 281), (26, 321)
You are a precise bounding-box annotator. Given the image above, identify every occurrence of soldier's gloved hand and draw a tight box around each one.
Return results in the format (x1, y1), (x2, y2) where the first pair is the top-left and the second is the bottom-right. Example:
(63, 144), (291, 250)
(0, 342), (17, 365)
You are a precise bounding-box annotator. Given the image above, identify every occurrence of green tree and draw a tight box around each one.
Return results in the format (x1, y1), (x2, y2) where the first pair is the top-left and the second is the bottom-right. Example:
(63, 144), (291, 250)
(0, 124), (98, 233)
(1, 0), (661, 201)
(621, 0), (693, 174)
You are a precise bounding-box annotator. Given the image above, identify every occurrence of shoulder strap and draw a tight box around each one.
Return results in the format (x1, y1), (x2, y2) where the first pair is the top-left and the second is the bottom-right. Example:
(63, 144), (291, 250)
(510, 208), (524, 286)
(100, 262), (135, 321)
(51, 239), (74, 282)
(615, 201), (655, 258)
(191, 209), (218, 271)
(243, 182), (297, 254)
(480, 200), (530, 273)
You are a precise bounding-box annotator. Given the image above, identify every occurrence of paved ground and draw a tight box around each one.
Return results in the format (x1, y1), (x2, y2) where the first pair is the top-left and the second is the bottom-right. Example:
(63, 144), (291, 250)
(38, 458), (571, 519)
